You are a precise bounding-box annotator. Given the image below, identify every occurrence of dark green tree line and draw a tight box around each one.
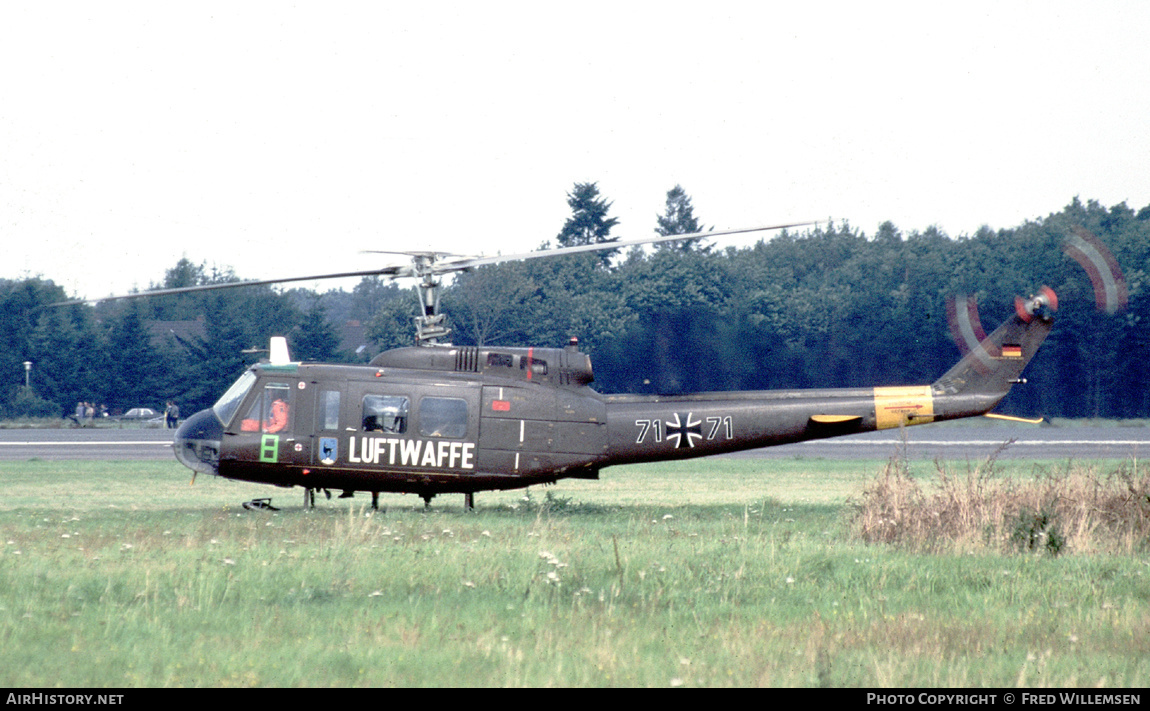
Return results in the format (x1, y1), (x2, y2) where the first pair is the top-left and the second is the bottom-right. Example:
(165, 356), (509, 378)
(4, 191), (1148, 420)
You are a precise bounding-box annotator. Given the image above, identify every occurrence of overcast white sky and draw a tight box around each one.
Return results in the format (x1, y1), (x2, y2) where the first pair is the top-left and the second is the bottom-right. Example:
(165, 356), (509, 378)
(3, 1), (1149, 300)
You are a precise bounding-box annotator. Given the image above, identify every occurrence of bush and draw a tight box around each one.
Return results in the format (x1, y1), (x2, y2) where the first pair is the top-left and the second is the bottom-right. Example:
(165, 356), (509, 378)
(6, 386), (61, 419)
(1009, 506), (1066, 556)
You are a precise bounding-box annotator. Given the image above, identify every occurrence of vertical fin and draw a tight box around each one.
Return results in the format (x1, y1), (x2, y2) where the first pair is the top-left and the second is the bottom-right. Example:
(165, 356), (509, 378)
(932, 290), (1054, 401)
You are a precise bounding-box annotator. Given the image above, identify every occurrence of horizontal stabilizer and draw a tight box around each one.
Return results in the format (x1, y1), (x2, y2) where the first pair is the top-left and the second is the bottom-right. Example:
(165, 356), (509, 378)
(810, 414), (863, 424)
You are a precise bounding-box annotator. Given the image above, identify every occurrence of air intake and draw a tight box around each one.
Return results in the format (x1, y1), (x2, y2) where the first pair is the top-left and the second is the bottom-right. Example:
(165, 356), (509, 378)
(454, 347), (480, 372)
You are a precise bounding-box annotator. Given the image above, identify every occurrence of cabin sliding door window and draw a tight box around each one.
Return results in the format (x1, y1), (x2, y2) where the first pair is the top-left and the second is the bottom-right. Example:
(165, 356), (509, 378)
(419, 397), (468, 438)
(363, 395), (409, 434)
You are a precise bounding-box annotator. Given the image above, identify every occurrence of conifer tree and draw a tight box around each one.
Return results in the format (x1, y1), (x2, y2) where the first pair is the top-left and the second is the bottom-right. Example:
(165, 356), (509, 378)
(556, 182), (620, 267)
(655, 184), (709, 252)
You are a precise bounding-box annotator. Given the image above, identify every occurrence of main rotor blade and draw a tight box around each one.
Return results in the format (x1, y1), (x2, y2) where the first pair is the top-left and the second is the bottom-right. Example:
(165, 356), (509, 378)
(51, 266), (410, 306)
(364, 222), (816, 272)
(433, 221), (817, 273)
(50, 220), (815, 306)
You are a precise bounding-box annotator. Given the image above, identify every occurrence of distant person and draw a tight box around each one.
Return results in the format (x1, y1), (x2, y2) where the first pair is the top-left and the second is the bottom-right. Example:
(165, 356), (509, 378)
(165, 401), (180, 429)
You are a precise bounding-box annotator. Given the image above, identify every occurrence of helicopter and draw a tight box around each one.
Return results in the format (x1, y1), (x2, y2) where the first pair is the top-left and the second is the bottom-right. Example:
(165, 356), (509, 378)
(71, 223), (1059, 510)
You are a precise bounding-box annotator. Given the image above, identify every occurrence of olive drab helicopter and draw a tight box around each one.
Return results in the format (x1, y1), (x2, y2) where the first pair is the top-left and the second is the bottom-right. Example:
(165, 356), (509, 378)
(72, 223), (1059, 510)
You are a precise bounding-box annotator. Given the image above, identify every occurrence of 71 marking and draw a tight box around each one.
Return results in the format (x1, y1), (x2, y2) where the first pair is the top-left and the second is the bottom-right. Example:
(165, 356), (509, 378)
(635, 415), (732, 444)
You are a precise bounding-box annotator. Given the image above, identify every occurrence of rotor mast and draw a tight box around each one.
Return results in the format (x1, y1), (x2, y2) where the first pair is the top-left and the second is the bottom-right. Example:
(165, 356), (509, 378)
(413, 254), (450, 344)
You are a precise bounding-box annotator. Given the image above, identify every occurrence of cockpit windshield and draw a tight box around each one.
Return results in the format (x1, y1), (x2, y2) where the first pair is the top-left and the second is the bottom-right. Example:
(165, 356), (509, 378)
(212, 370), (257, 427)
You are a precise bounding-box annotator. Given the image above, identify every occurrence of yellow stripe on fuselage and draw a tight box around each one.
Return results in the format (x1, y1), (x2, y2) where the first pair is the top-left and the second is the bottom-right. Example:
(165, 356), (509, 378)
(874, 385), (934, 430)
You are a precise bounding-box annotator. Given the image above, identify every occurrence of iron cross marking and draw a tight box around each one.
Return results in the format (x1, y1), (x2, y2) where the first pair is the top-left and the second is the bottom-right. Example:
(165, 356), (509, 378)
(666, 412), (703, 449)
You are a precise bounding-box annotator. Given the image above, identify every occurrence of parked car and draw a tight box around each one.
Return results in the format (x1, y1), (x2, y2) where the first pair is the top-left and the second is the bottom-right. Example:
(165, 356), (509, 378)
(119, 407), (159, 420)
(112, 407), (165, 428)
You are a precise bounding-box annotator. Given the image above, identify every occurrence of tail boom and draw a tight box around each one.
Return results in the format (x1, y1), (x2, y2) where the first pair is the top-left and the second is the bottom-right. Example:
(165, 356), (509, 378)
(600, 299), (1054, 467)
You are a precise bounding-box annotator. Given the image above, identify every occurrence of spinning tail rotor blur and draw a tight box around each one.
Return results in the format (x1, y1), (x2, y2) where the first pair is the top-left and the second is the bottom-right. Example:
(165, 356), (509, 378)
(1063, 226), (1127, 314)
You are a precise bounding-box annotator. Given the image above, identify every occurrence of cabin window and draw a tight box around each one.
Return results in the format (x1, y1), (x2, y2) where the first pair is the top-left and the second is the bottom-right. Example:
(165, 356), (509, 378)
(320, 391), (340, 431)
(240, 382), (292, 433)
(520, 356), (548, 376)
(363, 395), (408, 434)
(419, 397), (468, 438)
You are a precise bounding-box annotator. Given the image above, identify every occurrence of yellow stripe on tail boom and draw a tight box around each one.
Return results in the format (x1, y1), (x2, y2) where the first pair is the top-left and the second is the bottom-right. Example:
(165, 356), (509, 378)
(874, 385), (935, 430)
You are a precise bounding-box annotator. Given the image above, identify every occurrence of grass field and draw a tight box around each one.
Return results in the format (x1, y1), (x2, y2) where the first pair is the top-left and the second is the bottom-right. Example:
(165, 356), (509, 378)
(1, 456), (1147, 687)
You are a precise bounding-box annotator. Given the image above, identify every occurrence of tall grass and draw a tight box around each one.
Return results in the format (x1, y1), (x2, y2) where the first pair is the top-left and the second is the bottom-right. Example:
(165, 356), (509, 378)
(853, 447), (1150, 555)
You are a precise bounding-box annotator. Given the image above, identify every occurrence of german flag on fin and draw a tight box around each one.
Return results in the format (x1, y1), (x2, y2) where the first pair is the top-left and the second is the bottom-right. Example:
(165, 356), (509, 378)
(1001, 344), (1022, 358)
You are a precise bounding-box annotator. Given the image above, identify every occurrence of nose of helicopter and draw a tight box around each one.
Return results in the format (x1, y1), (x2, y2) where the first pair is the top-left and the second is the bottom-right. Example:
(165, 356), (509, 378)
(173, 408), (223, 475)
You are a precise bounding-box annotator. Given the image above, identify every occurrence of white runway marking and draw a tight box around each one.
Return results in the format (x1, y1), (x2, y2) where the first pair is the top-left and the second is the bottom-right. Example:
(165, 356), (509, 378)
(0, 441), (171, 447)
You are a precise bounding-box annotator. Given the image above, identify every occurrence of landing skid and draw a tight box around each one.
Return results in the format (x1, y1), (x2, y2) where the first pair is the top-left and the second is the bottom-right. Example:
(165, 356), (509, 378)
(302, 487), (382, 510)
(289, 488), (472, 511)
(242, 497), (280, 511)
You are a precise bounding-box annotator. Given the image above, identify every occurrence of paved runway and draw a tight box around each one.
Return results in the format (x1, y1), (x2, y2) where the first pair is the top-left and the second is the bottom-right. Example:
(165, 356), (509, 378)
(728, 424), (1150, 461)
(0, 428), (175, 461)
(0, 423), (1147, 463)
